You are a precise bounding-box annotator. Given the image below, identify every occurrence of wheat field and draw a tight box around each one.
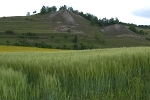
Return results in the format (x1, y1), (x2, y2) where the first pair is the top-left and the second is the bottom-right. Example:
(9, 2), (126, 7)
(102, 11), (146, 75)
(0, 46), (150, 100)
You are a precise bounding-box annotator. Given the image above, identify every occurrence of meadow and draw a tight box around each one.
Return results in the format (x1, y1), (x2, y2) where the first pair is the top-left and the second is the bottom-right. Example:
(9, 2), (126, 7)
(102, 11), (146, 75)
(0, 46), (150, 100)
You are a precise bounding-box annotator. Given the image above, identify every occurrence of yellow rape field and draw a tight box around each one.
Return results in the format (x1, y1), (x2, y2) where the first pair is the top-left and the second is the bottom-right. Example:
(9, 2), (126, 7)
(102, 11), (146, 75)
(0, 45), (65, 52)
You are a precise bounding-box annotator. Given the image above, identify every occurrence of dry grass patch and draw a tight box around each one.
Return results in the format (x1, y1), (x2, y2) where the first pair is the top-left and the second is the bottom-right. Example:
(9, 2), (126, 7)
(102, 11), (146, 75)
(0, 45), (65, 52)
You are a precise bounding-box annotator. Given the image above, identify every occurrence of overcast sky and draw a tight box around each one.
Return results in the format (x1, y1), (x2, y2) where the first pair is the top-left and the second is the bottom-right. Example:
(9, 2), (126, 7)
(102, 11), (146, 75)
(0, 0), (150, 25)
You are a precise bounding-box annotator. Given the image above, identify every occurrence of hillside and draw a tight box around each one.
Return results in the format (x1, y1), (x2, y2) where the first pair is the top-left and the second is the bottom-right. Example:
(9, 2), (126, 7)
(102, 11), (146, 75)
(0, 10), (150, 49)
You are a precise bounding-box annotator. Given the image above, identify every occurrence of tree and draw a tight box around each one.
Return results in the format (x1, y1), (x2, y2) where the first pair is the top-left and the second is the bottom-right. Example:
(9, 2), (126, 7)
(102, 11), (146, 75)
(51, 6), (57, 12)
(115, 17), (119, 24)
(59, 5), (67, 10)
(91, 16), (98, 26)
(109, 18), (115, 25)
(80, 43), (87, 50)
(47, 6), (52, 13)
(73, 36), (78, 43)
(33, 11), (36, 14)
(73, 44), (78, 50)
(63, 5), (67, 10)
(129, 26), (138, 33)
(40, 6), (47, 14)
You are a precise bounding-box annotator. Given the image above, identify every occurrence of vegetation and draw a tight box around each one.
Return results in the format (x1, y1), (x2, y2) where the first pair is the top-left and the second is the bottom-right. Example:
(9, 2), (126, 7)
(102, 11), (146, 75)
(40, 6), (57, 14)
(0, 5), (149, 50)
(0, 46), (65, 52)
(0, 47), (150, 99)
(5, 30), (15, 35)
(129, 26), (148, 35)
(19, 32), (38, 39)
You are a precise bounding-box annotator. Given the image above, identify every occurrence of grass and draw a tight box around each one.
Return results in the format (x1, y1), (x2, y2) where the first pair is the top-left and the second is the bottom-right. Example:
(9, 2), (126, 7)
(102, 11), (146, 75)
(0, 46), (150, 99)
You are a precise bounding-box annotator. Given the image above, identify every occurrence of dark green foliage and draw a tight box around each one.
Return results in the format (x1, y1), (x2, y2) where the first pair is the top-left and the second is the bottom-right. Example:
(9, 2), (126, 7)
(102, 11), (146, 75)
(146, 37), (150, 41)
(129, 26), (148, 35)
(64, 35), (68, 39)
(129, 26), (138, 33)
(47, 6), (57, 13)
(19, 40), (31, 46)
(51, 6), (57, 12)
(59, 5), (67, 10)
(73, 43), (93, 50)
(67, 29), (71, 33)
(139, 30), (148, 35)
(6, 40), (10, 45)
(73, 35), (78, 43)
(40, 6), (47, 14)
(33, 11), (36, 14)
(51, 35), (55, 39)
(77, 10), (119, 27)
(19, 32), (38, 39)
(80, 43), (87, 50)
(137, 25), (150, 29)
(15, 41), (52, 48)
(73, 44), (78, 50)
(62, 45), (68, 49)
(40, 6), (57, 14)
(5, 30), (14, 34)
(34, 42), (52, 48)
(88, 44), (94, 49)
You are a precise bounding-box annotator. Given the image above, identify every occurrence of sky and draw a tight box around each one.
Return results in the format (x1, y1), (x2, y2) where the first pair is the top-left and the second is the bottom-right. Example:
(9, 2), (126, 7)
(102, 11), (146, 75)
(0, 0), (150, 25)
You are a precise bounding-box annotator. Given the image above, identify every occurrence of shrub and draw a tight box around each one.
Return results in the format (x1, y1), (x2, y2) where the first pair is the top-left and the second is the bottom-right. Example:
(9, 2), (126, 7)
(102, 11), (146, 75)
(19, 32), (38, 39)
(5, 30), (14, 34)
(129, 26), (148, 35)
(64, 35), (68, 39)
(51, 35), (55, 39)
(67, 29), (71, 33)
(129, 26), (138, 33)
(73, 35), (78, 43)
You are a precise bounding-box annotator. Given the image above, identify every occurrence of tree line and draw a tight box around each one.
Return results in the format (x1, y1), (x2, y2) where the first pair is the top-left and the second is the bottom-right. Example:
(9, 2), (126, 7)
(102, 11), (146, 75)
(40, 5), (119, 27)
(40, 5), (150, 29)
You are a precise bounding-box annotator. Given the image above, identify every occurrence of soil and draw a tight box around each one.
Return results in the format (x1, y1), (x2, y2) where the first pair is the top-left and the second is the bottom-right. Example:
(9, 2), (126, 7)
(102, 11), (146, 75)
(50, 10), (83, 34)
(101, 24), (140, 37)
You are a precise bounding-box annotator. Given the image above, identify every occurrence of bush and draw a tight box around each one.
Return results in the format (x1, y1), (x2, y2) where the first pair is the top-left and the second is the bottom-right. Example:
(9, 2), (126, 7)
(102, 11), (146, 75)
(67, 29), (71, 33)
(146, 37), (150, 41)
(129, 26), (148, 35)
(5, 30), (14, 34)
(64, 35), (68, 39)
(51, 35), (55, 39)
(73, 36), (78, 43)
(19, 32), (38, 39)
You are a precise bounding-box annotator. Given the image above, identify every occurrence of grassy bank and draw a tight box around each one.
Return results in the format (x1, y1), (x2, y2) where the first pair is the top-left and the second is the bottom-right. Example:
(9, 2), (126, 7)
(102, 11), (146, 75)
(0, 47), (150, 99)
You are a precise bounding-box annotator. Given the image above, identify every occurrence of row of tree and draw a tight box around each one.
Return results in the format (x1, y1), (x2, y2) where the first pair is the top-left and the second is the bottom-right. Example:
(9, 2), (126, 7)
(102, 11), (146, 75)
(40, 6), (57, 14)
(40, 5), (149, 29)
(78, 11), (119, 26)
(40, 5), (120, 27)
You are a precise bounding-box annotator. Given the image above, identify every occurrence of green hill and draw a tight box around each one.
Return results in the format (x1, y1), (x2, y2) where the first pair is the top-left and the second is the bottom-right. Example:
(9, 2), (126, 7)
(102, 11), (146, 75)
(0, 10), (149, 49)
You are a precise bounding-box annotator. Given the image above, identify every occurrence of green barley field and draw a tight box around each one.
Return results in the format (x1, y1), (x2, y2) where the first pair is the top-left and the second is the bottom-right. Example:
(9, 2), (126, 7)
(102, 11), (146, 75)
(0, 46), (150, 100)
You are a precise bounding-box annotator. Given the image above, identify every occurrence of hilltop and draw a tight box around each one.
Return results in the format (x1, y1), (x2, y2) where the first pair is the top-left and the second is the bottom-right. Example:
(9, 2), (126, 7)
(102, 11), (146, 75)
(0, 9), (150, 49)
